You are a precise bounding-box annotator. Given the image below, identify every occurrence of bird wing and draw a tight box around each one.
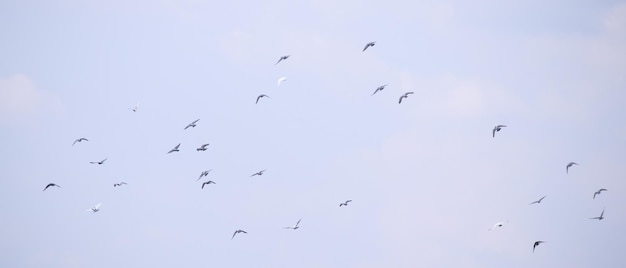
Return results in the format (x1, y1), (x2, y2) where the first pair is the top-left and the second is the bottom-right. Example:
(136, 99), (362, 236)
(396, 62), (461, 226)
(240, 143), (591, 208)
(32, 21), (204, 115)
(256, 95), (262, 104)
(296, 219), (301, 226)
(398, 96), (404, 104)
(72, 139), (78, 146)
(101, 158), (107, 163)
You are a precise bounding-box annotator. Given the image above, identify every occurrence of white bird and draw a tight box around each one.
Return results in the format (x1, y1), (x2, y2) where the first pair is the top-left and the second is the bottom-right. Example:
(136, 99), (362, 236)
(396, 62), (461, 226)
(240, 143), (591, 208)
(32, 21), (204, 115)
(566, 162), (578, 174)
(277, 77), (287, 87)
(196, 144), (210, 151)
(590, 209), (605, 220)
(256, 94), (270, 104)
(87, 203), (102, 213)
(232, 229), (247, 239)
(72, 137), (88, 146)
(43, 183), (61, 191)
(184, 119), (200, 130)
(251, 170), (266, 177)
(362, 41), (376, 52)
(398, 92), (414, 104)
(492, 125), (507, 138)
(371, 84), (387, 96)
(275, 55), (290, 65)
(130, 102), (139, 112)
(339, 200), (352, 207)
(90, 158), (107, 165)
(168, 143), (181, 154)
(488, 221), (508, 230)
(593, 188), (607, 199)
(197, 170), (212, 181)
(529, 195), (547, 205)
(283, 219), (302, 230)
(201, 180), (216, 189)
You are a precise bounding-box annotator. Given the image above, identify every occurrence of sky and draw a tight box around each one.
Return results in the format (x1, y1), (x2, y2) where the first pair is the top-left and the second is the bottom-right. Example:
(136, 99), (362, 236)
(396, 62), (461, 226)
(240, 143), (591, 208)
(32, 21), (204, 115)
(1, 0), (625, 267)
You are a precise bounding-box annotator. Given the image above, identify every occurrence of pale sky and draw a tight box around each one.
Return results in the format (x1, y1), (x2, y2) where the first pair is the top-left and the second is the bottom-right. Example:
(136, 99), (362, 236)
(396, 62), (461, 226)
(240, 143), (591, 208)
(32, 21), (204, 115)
(1, 1), (625, 267)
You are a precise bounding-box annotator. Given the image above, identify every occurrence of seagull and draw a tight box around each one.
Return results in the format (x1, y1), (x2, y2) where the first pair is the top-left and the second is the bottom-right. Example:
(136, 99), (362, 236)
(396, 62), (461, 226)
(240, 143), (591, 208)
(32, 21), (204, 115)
(72, 138), (88, 146)
(529, 195), (547, 205)
(566, 162), (578, 174)
(593, 188), (607, 199)
(184, 119), (200, 130)
(251, 170), (266, 177)
(283, 219), (302, 230)
(256, 94), (270, 104)
(590, 209), (605, 220)
(533, 241), (545, 253)
(43, 183), (61, 191)
(488, 221), (508, 230)
(362, 41), (376, 52)
(87, 203), (102, 213)
(130, 102), (139, 112)
(492, 125), (507, 138)
(168, 143), (181, 154)
(196, 144), (210, 151)
(339, 200), (352, 207)
(113, 182), (127, 187)
(275, 55), (290, 65)
(197, 170), (212, 181)
(371, 84), (387, 96)
(277, 77), (287, 87)
(90, 158), (107, 165)
(201, 180), (216, 189)
(232, 229), (247, 239)
(398, 92), (414, 104)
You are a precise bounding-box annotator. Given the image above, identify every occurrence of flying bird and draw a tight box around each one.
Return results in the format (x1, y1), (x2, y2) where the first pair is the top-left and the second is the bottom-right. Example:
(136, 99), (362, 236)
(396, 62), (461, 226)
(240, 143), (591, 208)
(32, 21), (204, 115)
(488, 221), (508, 230)
(72, 138), (88, 146)
(90, 158), (107, 165)
(168, 143), (181, 154)
(566, 162), (578, 174)
(533, 241), (545, 253)
(398, 92), (414, 104)
(232, 229), (247, 239)
(197, 170), (212, 181)
(277, 77), (287, 87)
(339, 200), (352, 207)
(130, 102), (139, 112)
(492, 125), (507, 138)
(593, 188), (607, 199)
(362, 41), (376, 52)
(275, 55), (290, 65)
(113, 182), (127, 187)
(43, 183), (60, 191)
(283, 219), (302, 230)
(256, 94), (270, 104)
(250, 170), (266, 177)
(371, 84), (387, 96)
(184, 119), (200, 130)
(196, 144), (210, 151)
(529, 195), (547, 205)
(201, 180), (216, 189)
(590, 209), (605, 220)
(87, 203), (102, 213)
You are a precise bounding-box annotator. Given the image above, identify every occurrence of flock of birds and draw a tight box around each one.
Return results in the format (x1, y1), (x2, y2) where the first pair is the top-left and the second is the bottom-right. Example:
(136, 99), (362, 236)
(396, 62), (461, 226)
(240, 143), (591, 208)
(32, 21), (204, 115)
(41, 41), (610, 254)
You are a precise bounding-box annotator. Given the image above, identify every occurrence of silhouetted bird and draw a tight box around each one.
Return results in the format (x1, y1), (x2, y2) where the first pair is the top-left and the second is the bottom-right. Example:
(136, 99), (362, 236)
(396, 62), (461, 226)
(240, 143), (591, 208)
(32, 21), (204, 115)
(232, 229), (247, 239)
(566, 162), (578, 174)
(251, 170), (266, 177)
(256, 94), (270, 104)
(533, 241), (545, 253)
(593, 188), (607, 199)
(529, 195), (547, 205)
(197, 170), (212, 181)
(492, 125), (507, 138)
(283, 219), (302, 230)
(590, 209), (605, 220)
(362, 41), (376, 52)
(73, 138), (88, 146)
(168, 143), (181, 154)
(398, 92), (414, 104)
(114, 182), (127, 187)
(371, 84), (387, 96)
(197, 144), (210, 151)
(275, 55), (290, 65)
(339, 200), (352, 207)
(43, 183), (60, 191)
(184, 119), (199, 130)
(90, 158), (107, 165)
(201, 180), (216, 189)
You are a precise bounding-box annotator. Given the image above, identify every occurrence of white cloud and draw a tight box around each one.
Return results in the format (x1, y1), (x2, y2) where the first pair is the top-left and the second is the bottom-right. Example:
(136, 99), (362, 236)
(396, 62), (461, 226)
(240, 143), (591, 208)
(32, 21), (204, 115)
(0, 74), (61, 124)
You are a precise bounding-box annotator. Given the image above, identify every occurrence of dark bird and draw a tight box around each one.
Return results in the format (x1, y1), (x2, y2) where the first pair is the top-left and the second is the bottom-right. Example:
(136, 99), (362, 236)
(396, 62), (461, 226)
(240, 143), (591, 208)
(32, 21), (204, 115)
(275, 55), (290, 65)
(201, 180), (216, 189)
(232, 229), (247, 239)
(184, 119), (200, 130)
(529, 195), (547, 205)
(256, 94), (270, 104)
(339, 200), (352, 207)
(362, 41), (376, 52)
(593, 188), (607, 199)
(533, 241), (545, 253)
(72, 138), (88, 146)
(196, 144), (210, 151)
(283, 219), (302, 230)
(488, 221), (508, 230)
(113, 182), (127, 187)
(197, 170), (212, 181)
(130, 102), (139, 112)
(492, 125), (507, 138)
(566, 162), (578, 174)
(590, 209), (605, 220)
(43, 183), (60, 191)
(371, 84), (387, 96)
(87, 203), (102, 213)
(398, 92), (414, 104)
(251, 170), (266, 177)
(168, 143), (181, 154)
(90, 158), (107, 165)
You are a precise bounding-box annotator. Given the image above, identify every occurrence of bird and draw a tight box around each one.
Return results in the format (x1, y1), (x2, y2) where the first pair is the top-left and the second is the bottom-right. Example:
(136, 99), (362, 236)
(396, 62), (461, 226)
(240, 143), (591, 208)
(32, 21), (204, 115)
(488, 221), (508, 230)
(398, 92), (414, 104)
(250, 170), (266, 177)
(168, 143), (181, 154)
(283, 219), (302, 230)
(275, 55), (290, 65)
(277, 77), (287, 87)
(492, 125), (507, 138)
(87, 203), (102, 213)
(590, 209), (605, 220)
(90, 158), (107, 165)
(72, 138), (88, 146)
(130, 102), (139, 112)
(113, 182), (127, 187)
(566, 162), (578, 174)
(197, 170), (212, 181)
(196, 144), (210, 151)
(371, 84), (387, 96)
(256, 94), (270, 104)
(362, 41), (376, 52)
(184, 119), (200, 130)
(201, 180), (216, 189)
(529, 195), (547, 205)
(593, 188), (607, 199)
(533, 241), (545, 253)
(339, 200), (352, 207)
(232, 229), (247, 239)
(43, 183), (60, 191)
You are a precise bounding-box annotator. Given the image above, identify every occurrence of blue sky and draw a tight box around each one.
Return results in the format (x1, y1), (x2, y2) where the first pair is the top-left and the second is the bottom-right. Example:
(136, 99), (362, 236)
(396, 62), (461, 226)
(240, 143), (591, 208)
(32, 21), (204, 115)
(1, 1), (625, 267)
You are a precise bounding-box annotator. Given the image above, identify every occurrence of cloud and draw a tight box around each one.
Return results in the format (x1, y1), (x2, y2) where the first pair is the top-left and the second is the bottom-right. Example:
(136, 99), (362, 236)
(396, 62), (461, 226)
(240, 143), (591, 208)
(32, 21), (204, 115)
(0, 74), (61, 124)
